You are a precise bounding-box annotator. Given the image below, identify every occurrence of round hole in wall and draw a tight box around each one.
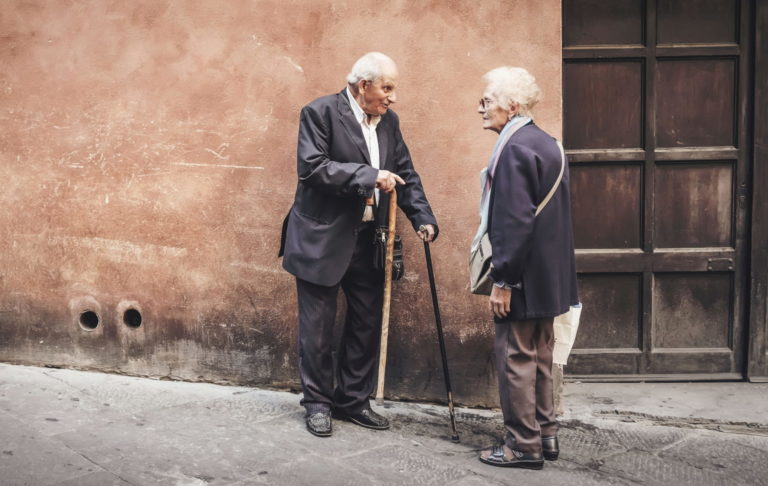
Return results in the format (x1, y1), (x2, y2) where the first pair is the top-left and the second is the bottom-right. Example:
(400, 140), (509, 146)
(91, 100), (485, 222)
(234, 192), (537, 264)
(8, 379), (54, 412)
(123, 309), (142, 328)
(79, 311), (100, 330)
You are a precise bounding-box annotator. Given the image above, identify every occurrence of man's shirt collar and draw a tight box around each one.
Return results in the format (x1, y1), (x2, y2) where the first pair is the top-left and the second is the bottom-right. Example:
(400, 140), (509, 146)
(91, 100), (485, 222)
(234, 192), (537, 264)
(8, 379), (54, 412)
(345, 87), (380, 128)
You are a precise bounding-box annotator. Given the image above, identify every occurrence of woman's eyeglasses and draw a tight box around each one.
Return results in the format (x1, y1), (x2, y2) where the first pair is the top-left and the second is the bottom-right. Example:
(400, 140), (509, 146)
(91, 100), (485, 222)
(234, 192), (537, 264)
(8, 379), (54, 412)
(479, 97), (496, 109)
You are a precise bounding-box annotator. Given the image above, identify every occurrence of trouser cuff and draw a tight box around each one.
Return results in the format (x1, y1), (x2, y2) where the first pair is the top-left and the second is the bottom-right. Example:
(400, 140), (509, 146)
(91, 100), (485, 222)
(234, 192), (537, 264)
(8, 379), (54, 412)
(304, 402), (331, 415)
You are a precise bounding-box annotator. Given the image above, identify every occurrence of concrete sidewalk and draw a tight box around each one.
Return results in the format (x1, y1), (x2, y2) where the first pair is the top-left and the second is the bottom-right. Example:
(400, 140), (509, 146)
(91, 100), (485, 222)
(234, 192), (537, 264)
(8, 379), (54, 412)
(1, 364), (767, 486)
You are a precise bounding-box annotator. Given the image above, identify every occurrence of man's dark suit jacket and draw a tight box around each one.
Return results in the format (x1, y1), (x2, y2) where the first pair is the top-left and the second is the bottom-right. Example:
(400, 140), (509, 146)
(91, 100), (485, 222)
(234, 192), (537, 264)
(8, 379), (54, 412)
(279, 89), (438, 287)
(488, 122), (579, 321)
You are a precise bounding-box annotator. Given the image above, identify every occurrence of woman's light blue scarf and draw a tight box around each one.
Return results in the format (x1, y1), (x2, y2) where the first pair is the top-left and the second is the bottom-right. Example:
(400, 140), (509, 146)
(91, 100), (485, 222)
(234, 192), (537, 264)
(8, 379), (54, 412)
(471, 116), (531, 252)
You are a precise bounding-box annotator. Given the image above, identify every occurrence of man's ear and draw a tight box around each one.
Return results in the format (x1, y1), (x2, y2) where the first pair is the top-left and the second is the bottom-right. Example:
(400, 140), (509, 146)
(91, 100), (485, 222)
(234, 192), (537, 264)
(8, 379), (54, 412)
(358, 79), (368, 93)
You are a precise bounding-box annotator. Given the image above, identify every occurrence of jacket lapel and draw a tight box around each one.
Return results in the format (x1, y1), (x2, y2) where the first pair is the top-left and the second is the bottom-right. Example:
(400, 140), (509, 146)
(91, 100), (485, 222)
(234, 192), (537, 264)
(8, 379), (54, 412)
(337, 90), (371, 165)
(377, 116), (390, 170)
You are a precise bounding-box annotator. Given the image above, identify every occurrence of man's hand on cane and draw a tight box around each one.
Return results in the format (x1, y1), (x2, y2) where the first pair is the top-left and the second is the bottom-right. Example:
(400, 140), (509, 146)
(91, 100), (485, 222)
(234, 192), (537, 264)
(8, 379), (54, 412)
(376, 170), (404, 193)
(418, 224), (436, 242)
(377, 170), (434, 242)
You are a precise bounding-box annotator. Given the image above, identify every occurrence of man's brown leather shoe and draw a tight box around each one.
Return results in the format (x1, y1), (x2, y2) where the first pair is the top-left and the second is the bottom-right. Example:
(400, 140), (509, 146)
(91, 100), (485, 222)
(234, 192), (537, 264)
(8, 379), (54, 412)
(542, 436), (559, 461)
(541, 436), (560, 461)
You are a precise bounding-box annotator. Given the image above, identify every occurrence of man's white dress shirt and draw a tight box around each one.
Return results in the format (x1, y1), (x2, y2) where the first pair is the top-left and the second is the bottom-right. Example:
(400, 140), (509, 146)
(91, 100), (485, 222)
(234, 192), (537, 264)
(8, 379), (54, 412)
(346, 88), (380, 222)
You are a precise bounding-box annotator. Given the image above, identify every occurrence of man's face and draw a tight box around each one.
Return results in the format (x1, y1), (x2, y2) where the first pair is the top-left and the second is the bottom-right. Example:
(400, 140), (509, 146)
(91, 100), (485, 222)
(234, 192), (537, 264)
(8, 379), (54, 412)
(359, 68), (398, 116)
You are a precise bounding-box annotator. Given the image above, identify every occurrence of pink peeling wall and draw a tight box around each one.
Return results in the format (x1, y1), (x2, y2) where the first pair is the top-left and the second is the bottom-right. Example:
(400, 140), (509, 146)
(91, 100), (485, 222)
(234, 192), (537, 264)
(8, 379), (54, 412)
(0, 0), (562, 406)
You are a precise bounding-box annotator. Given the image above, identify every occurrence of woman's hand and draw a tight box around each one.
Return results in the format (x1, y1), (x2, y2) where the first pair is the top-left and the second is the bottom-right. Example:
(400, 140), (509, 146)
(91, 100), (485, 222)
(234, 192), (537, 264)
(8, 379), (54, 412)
(489, 285), (512, 319)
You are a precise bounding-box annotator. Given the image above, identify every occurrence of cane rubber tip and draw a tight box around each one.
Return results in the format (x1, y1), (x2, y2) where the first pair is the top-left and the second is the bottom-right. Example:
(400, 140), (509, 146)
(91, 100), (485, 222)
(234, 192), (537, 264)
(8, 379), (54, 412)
(375, 398), (384, 406)
(451, 435), (460, 443)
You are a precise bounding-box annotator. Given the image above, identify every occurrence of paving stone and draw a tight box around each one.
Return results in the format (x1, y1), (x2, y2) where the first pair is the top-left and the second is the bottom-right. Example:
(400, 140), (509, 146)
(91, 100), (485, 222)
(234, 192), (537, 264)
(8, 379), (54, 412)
(2, 364), (768, 486)
(0, 382), (114, 438)
(41, 368), (241, 414)
(595, 421), (690, 452)
(344, 444), (470, 485)
(232, 455), (382, 486)
(598, 449), (730, 485)
(448, 451), (637, 486)
(557, 425), (630, 462)
(141, 388), (298, 426)
(445, 473), (510, 486)
(49, 470), (133, 486)
(660, 432), (768, 485)
(50, 415), (296, 485)
(0, 411), (102, 486)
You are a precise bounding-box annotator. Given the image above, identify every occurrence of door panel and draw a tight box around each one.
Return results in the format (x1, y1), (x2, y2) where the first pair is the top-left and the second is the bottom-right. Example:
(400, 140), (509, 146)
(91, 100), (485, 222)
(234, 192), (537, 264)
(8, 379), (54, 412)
(571, 164), (643, 248)
(657, 0), (738, 44)
(653, 162), (733, 248)
(656, 59), (737, 147)
(652, 272), (732, 349)
(573, 273), (642, 350)
(564, 61), (644, 149)
(563, 0), (750, 379)
(563, 0), (645, 46)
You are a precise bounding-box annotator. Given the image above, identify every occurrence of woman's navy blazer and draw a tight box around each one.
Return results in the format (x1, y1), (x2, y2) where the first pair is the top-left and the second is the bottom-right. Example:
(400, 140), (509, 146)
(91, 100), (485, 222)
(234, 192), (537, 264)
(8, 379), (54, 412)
(488, 122), (579, 321)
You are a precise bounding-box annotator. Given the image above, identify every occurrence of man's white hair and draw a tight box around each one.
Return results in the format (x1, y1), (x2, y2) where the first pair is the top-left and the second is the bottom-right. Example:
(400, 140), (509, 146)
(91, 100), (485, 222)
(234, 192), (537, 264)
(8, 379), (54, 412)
(482, 67), (540, 117)
(346, 52), (396, 85)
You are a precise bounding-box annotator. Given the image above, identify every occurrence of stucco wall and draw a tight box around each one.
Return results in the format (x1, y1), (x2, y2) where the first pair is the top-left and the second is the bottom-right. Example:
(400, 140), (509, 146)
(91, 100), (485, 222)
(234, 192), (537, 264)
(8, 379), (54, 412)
(0, 0), (562, 407)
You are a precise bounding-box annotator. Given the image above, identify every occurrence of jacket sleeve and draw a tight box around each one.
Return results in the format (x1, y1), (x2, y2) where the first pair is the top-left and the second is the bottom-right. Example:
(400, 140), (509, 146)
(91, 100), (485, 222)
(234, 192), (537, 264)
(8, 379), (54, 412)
(390, 115), (440, 238)
(297, 105), (378, 197)
(488, 142), (540, 285)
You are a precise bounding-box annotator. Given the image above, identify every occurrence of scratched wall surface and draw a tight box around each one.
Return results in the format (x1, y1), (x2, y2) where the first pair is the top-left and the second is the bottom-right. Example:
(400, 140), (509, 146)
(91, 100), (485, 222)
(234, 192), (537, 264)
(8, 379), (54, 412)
(0, 1), (562, 407)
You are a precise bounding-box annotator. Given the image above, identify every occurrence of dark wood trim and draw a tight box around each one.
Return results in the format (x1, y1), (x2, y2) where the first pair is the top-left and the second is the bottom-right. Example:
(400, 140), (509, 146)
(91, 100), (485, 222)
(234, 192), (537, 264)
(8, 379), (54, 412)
(730, 0), (753, 376)
(576, 249), (736, 273)
(566, 149), (645, 163)
(656, 45), (740, 57)
(572, 348), (643, 355)
(564, 46), (739, 60)
(565, 373), (742, 383)
(748, 0), (768, 380)
(563, 46), (646, 59)
(640, 0), (658, 375)
(654, 147), (739, 160)
(565, 149), (739, 165)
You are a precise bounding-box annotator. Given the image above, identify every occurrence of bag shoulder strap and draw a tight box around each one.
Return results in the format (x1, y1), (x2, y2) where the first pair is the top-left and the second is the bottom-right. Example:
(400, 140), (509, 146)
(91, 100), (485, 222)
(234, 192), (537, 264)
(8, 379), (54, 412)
(535, 140), (566, 217)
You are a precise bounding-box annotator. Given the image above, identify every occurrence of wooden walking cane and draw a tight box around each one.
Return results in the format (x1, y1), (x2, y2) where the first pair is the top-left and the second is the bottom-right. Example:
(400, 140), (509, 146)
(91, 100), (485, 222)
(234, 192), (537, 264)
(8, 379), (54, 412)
(375, 189), (397, 406)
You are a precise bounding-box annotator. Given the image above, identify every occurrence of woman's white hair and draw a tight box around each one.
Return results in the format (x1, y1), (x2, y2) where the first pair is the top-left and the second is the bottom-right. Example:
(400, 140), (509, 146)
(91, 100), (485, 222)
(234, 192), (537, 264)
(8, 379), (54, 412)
(346, 52), (395, 85)
(483, 66), (540, 117)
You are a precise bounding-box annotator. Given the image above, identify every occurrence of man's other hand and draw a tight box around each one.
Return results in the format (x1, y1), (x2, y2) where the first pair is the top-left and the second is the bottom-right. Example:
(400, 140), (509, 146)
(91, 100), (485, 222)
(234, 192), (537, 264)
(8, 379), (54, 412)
(417, 224), (436, 242)
(376, 170), (405, 193)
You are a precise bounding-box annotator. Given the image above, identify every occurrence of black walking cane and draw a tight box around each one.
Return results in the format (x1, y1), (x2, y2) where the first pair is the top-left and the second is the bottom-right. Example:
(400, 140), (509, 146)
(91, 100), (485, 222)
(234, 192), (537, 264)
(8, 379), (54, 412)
(422, 238), (460, 442)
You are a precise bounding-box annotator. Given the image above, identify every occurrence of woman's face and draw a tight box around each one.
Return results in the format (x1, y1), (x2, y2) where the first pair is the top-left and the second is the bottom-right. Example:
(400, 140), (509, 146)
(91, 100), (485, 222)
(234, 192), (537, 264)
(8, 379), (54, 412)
(478, 89), (513, 134)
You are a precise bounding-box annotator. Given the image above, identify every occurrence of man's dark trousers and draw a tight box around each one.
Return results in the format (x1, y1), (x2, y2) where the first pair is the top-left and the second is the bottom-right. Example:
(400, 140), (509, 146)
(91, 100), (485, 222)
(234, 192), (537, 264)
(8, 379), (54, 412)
(296, 223), (383, 415)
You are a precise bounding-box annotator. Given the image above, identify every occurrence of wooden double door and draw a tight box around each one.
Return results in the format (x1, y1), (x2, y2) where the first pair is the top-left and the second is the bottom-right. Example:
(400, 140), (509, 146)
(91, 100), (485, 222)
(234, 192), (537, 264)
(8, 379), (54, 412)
(563, 0), (753, 378)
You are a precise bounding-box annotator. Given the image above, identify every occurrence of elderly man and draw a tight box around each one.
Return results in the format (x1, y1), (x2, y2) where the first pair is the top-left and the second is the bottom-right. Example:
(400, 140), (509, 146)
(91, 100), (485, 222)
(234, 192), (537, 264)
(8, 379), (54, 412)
(279, 52), (438, 437)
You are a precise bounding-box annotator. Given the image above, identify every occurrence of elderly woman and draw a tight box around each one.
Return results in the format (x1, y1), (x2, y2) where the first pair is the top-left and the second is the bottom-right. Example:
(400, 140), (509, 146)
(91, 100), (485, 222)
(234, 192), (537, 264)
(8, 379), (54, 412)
(473, 67), (579, 469)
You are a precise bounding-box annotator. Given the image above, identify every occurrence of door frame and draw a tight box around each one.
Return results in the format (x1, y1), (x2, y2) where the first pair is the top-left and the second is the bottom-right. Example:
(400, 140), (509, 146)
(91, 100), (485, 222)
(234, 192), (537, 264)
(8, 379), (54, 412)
(562, 0), (759, 380)
(748, 0), (768, 381)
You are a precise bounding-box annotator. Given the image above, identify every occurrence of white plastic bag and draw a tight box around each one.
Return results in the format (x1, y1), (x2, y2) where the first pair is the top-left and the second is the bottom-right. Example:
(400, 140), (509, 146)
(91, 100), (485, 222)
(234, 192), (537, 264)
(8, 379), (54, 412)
(553, 303), (582, 366)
